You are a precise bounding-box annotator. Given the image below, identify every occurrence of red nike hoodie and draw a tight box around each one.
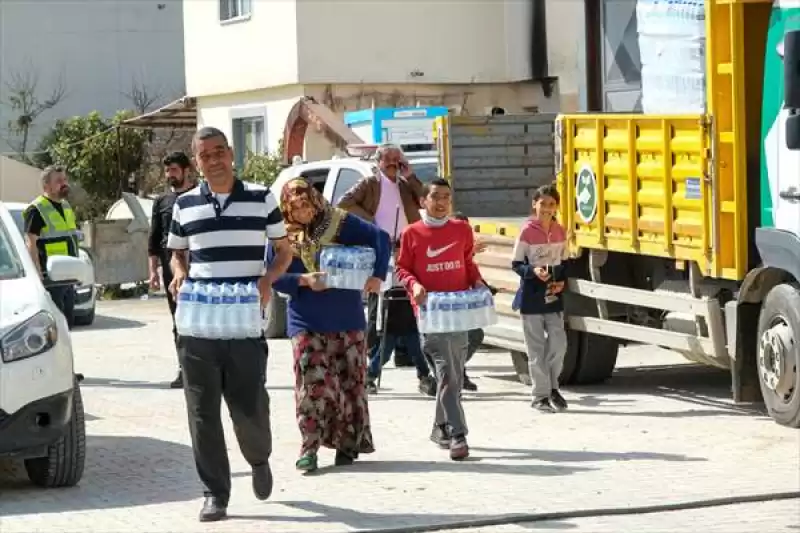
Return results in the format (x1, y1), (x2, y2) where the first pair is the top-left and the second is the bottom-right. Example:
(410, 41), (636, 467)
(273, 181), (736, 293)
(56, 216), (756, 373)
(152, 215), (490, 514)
(396, 218), (483, 313)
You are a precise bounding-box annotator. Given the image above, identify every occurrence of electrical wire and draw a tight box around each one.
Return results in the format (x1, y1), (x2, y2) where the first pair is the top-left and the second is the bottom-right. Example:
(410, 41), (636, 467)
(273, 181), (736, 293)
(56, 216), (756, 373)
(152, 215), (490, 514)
(356, 491), (800, 533)
(0, 125), (120, 158)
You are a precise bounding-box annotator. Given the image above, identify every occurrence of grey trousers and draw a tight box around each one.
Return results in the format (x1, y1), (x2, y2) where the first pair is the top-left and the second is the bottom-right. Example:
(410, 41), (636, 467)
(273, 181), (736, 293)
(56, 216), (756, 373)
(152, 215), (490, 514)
(521, 313), (568, 399)
(423, 332), (469, 437)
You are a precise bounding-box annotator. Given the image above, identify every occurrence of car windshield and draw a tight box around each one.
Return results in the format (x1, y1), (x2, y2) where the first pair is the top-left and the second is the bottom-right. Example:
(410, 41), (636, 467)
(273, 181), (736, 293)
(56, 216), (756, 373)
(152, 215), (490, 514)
(409, 162), (439, 184)
(0, 217), (24, 280)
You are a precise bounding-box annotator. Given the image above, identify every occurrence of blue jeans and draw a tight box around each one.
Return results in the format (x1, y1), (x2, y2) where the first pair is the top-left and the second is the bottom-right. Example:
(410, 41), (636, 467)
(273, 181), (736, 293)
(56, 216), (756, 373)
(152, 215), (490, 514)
(368, 332), (430, 380)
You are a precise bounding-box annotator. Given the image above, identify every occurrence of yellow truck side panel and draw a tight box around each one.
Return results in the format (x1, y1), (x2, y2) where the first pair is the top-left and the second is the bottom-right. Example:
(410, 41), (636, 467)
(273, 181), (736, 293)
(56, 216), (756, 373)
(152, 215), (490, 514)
(557, 115), (714, 274)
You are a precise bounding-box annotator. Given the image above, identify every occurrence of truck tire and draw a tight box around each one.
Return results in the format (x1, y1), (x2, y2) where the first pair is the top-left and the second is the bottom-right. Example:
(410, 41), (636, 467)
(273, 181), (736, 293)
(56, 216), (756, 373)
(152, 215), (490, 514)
(263, 290), (288, 339)
(569, 331), (620, 385)
(510, 326), (581, 386)
(756, 283), (800, 428)
(25, 383), (86, 488)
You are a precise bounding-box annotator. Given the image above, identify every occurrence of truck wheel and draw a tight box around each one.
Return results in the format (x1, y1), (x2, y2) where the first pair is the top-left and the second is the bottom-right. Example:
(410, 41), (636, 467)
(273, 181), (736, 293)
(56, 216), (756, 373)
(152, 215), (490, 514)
(263, 290), (287, 339)
(569, 331), (619, 385)
(756, 283), (800, 428)
(25, 383), (86, 488)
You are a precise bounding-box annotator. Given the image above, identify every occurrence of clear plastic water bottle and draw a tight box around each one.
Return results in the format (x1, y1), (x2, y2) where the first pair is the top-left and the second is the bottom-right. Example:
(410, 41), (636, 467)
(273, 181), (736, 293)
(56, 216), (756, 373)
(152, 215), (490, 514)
(175, 280), (194, 336)
(245, 281), (261, 338)
(220, 283), (237, 338)
(425, 292), (439, 333)
(205, 283), (223, 338)
(191, 282), (209, 338)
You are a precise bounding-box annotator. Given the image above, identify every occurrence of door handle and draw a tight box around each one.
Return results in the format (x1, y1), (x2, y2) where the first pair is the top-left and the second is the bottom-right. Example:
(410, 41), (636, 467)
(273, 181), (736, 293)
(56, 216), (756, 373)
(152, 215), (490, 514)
(779, 189), (800, 201)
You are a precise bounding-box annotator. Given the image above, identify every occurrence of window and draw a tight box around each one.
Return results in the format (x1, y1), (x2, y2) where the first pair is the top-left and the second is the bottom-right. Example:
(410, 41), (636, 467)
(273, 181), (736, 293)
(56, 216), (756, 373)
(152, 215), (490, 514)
(299, 168), (332, 195)
(409, 162), (439, 184)
(0, 218), (24, 280)
(232, 116), (265, 170)
(332, 168), (365, 206)
(219, 0), (251, 22)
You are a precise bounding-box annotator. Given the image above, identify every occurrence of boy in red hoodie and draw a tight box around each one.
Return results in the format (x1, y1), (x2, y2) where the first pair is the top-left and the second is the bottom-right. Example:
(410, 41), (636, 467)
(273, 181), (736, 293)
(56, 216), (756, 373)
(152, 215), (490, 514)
(396, 179), (485, 460)
(511, 183), (569, 413)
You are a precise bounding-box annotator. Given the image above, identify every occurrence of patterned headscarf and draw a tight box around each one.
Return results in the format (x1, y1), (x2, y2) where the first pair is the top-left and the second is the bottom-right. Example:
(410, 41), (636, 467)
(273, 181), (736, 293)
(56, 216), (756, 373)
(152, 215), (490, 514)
(280, 178), (346, 272)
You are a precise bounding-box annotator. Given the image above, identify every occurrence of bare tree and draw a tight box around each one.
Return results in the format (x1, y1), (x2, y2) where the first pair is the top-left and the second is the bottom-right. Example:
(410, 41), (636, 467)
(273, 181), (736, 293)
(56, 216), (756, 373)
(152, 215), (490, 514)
(122, 79), (162, 115)
(2, 66), (66, 161)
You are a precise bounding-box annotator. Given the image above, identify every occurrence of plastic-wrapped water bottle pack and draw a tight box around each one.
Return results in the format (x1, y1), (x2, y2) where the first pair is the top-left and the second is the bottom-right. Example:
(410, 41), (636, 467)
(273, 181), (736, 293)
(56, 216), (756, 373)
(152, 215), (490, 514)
(636, 0), (707, 114)
(319, 245), (376, 291)
(175, 281), (263, 339)
(418, 288), (498, 334)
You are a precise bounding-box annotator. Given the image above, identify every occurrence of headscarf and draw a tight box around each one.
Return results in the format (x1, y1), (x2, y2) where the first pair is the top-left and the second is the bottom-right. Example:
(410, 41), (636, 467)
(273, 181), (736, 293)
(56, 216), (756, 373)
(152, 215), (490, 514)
(280, 178), (346, 272)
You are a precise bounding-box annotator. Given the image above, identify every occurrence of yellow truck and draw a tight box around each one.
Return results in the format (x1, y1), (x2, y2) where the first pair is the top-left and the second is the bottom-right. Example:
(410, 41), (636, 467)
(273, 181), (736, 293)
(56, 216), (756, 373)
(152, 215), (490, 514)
(436, 0), (800, 428)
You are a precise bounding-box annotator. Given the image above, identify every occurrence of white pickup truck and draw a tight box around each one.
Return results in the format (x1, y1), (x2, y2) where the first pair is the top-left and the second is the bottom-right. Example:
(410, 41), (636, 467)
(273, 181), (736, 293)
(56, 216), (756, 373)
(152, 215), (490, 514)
(263, 153), (438, 338)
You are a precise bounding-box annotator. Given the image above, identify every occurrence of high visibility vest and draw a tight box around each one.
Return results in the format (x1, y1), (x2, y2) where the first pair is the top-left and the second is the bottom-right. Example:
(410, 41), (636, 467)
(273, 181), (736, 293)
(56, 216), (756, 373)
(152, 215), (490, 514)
(32, 195), (79, 263)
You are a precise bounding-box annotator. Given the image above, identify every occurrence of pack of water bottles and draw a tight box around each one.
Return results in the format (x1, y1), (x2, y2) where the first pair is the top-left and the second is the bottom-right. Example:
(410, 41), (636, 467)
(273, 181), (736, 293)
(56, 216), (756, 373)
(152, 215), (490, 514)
(636, 0), (707, 114)
(175, 281), (262, 339)
(319, 245), (376, 291)
(418, 289), (498, 334)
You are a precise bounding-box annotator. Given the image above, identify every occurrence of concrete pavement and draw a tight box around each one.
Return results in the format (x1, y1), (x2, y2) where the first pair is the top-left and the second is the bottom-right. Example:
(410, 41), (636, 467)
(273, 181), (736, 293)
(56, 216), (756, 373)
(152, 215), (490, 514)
(0, 298), (797, 532)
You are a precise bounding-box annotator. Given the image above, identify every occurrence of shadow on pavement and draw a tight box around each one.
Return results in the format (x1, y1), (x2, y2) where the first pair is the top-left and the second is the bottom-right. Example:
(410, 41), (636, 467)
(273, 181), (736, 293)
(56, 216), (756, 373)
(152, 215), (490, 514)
(0, 435), (197, 516)
(229, 500), (578, 530)
(302, 459), (593, 478)
(82, 315), (147, 331)
(470, 446), (705, 463)
(79, 377), (294, 392)
(488, 363), (770, 419)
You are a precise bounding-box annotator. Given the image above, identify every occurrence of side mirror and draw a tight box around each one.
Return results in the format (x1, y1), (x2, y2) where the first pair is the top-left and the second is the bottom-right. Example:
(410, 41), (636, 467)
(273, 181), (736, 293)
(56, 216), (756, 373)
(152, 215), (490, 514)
(47, 256), (90, 286)
(784, 30), (800, 108)
(75, 229), (85, 243)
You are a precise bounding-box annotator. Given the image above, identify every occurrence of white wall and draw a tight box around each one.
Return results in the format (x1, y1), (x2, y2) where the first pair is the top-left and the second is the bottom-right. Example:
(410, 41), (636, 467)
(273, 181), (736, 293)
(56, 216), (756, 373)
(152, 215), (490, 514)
(545, 0), (585, 111)
(0, 156), (42, 203)
(0, 0), (185, 155)
(294, 0), (532, 85)
(183, 0), (299, 98)
(196, 85), (306, 154)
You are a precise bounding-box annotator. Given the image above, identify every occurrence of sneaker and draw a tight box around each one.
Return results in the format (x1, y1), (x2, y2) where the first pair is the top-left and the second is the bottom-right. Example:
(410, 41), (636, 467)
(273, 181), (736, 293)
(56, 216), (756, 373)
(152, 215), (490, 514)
(551, 389), (568, 412)
(429, 424), (450, 449)
(531, 397), (556, 413)
(418, 375), (437, 397)
(366, 379), (379, 395)
(462, 373), (478, 392)
(449, 435), (469, 461)
(169, 370), (183, 389)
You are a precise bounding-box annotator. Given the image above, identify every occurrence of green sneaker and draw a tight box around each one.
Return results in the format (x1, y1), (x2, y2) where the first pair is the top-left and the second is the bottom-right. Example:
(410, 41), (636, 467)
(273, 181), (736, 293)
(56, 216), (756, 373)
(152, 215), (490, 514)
(295, 454), (318, 472)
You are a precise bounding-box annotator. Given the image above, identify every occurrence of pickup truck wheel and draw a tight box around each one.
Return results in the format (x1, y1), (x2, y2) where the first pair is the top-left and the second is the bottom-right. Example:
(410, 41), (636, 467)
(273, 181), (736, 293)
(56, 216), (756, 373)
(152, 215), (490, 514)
(569, 331), (619, 385)
(25, 383), (86, 488)
(73, 307), (96, 326)
(263, 290), (288, 339)
(756, 283), (800, 428)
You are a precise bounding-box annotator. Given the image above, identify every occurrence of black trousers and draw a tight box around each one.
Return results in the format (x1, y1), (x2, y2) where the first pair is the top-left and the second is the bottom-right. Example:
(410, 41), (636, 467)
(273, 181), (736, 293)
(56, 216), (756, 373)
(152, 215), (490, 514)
(47, 284), (75, 326)
(178, 336), (272, 502)
(160, 252), (178, 346)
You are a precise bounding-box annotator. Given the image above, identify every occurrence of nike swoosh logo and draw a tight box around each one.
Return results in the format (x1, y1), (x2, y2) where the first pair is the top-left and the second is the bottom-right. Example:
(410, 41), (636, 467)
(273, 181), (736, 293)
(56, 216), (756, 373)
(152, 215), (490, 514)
(426, 242), (457, 258)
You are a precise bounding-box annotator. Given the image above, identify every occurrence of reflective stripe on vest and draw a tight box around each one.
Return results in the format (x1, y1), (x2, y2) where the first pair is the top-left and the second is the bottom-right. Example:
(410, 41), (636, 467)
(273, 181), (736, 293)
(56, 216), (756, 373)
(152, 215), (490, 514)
(33, 195), (78, 258)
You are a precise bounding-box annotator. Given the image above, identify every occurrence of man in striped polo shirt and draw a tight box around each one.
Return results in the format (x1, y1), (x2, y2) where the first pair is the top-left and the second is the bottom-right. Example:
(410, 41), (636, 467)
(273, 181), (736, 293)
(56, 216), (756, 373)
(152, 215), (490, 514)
(167, 127), (293, 522)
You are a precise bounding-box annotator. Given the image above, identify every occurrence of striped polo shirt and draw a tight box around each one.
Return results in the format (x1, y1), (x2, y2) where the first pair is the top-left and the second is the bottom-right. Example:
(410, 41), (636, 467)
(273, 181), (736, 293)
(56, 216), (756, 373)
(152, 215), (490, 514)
(167, 179), (286, 283)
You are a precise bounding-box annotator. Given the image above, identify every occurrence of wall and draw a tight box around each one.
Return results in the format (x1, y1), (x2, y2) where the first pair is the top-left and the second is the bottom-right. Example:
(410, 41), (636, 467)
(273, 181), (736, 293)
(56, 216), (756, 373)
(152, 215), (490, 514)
(196, 85), (306, 154)
(0, 156), (41, 203)
(183, 0), (298, 97)
(545, 0), (586, 111)
(295, 0), (532, 85)
(0, 0), (185, 155)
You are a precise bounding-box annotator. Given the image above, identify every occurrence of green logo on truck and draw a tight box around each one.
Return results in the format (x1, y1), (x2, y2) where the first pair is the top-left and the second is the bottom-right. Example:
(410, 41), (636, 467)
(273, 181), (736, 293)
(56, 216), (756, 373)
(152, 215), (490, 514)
(576, 164), (598, 224)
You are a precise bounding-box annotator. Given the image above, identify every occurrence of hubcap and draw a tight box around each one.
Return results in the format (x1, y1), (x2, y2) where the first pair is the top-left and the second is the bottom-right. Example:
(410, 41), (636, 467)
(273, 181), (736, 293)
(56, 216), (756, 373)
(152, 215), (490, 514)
(758, 320), (797, 401)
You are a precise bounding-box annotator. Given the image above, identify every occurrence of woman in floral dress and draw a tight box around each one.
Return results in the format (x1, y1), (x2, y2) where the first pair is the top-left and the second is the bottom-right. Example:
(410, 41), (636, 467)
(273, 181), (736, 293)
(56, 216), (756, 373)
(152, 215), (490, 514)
(266, 179), (391, 472)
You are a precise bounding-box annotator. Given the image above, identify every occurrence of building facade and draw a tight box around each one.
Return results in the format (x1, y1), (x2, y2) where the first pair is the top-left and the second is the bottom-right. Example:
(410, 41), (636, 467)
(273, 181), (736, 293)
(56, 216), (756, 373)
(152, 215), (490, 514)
(184, 0), (585, 161)
(0, 0), (186, 158)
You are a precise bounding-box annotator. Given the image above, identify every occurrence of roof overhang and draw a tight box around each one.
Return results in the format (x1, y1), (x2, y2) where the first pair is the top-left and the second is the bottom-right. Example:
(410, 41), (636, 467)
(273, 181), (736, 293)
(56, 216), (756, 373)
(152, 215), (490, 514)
(120, 96), (197, 130)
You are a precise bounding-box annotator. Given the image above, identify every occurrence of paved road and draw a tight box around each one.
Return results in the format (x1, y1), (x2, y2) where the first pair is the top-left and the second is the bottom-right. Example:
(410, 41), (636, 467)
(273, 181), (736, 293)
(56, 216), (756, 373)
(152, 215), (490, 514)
(0, 299), (797, 532)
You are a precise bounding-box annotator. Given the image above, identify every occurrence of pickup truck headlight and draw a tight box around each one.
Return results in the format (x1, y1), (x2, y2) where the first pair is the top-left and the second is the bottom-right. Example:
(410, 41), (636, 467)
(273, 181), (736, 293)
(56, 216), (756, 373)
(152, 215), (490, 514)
(0, 311), (58, 363)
